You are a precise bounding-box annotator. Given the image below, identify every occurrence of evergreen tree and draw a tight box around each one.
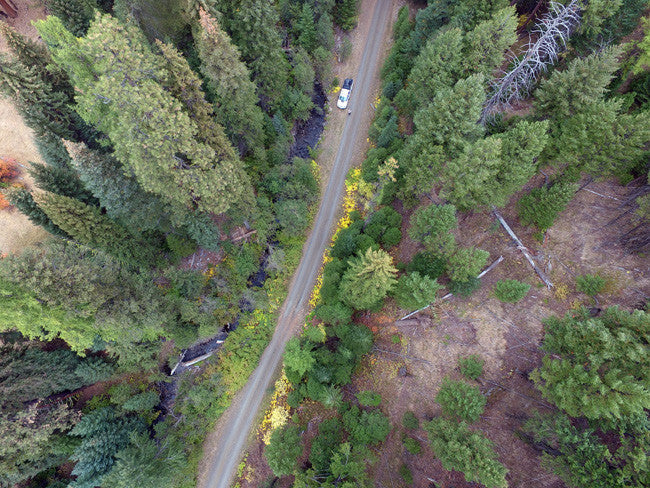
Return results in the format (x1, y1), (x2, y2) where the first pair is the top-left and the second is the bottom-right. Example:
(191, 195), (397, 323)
(34, 131), (73, 169)
(393, 272), (441, 310)
(29, 162), (98, 205)
(446, 247), (489, 282)
(339, 247), (398, 310)
(425, 418), (508, 488)
(264, 424), (303, 477)
(284, 337), (315, 377)
(66, 142), (169, 233)
(45, 0), (98, 36)
(408, 203), (457, 254)
(0, 23), (82, 140)
(208, 0), (291, 108)
(517, 180), (577, 232)
(436, 378), (486, 422)
(441, 136), (502, 210)
(102, 433), (184, 488)
(195, 8), (266, 157)
(6, 187), (68, 237)
(0, 403), (79, 487)
(334, 0), (359, 30)
(33, 191), (155, 265)
(342, 405), (391, 446)
(413, 74), (485, 156)
(398, 138), (445, 203)
(68, 407), (144, 488)
(531, 307), (650, 422)
(296, 3), (317, 51)
(37, 14), (252, 219)
(462, 7), (517, 78)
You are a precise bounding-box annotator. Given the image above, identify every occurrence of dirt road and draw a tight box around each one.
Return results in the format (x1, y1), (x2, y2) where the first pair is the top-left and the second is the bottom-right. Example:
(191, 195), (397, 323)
(197, 2), (395, 487)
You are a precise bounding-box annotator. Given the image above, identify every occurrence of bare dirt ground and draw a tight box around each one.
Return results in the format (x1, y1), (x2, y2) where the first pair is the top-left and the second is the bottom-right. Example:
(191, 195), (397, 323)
(0, 0), (49, 254)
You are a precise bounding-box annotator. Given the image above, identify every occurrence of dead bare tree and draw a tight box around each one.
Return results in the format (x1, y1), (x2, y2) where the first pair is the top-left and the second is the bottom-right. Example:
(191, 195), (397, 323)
(481, 0), (582, 122)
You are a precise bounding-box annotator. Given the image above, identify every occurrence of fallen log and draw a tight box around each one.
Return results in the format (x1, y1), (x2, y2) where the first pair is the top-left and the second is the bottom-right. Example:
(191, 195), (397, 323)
(0, 0), (18, 18)
(492, 207), (553, 289)
(398, 255), (504, 321)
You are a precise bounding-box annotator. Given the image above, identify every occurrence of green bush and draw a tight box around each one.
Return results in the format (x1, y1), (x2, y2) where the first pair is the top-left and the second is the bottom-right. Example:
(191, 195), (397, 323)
(446, 247), (489, 283)
(265, 424), (303, 477)
(402, 411), (419, 430)
(436, 378), (486, 422)
(399, 464), (413, 484)
(458, 355), (484, 381)
(403, 435), (421, 455)
(393, 272), (441, 310)
(357, 390), (382, 407)
(575, 273), (606, 296)
(493, 279), (531, 303)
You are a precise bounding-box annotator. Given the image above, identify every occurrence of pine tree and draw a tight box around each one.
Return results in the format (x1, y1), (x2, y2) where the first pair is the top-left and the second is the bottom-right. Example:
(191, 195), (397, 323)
(531, 307), (650, 422)
(518, 180), (578, 232)
(441, 136), (502, 210)
(339, 247), (398, 310)
(393, 272), (441, 310)
(462, 7), (517, 78)
(446, 247), (490, 282)
(534, 46), (621, 120)
(102, 433), (184, 488)
(33, 191), (155, 264)
(425, 418), (508, 488)
(413, 74), (486, 156)
(408, 203), (457, 255)
(45, 0), (98, 36)
(264, 424), (303, 477)
(37, 14), (252, 218)
(29, 162), (98, 205)
(398, 138), (445, 203)
(34, 131), (73, 169)
(194, 9), (266, 156)
(334, 0), (359, 30)
(436, 378), (486, 422)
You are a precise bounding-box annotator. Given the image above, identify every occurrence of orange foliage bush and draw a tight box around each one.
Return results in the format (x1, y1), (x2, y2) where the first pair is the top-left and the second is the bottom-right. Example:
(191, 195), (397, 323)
(0, 158), (20, 183)
(0, 192), (11, 210)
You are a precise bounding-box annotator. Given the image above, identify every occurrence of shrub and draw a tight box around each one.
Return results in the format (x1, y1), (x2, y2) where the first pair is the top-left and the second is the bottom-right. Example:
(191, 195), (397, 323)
(448, 277), (481, 297)
(493, 279), (531, 303)
(403, 435), (421, 455)
(575, 273), (606, 296)
(165, 233), (197, 262)
(0, 158), (19, 183)
(399, 464), (413, 484)
(458, 355), (484, 381)
(436, 378), (486, 422)
(357, 390), (381, 407)
(402, 411), (419, 430)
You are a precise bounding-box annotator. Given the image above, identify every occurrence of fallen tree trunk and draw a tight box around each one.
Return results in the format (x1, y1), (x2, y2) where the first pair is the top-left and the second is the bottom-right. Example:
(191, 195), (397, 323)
(0, 0), (18, 17)
(398, 255), (504, 321)
(492, 208), (553, 289)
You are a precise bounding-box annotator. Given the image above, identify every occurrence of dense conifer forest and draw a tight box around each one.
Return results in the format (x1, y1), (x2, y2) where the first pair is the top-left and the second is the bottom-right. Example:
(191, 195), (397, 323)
(0, 0), (648, 487)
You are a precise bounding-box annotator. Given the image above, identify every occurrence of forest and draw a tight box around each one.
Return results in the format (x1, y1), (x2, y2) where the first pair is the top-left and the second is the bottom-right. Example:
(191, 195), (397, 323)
(0, 0), (648, 487)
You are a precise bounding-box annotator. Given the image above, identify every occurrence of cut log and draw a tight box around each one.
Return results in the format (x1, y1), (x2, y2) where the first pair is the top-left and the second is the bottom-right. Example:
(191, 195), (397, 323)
(398, 255), (504, 321)
(0, 0), (18, 17)
(492, 208), (553, 289)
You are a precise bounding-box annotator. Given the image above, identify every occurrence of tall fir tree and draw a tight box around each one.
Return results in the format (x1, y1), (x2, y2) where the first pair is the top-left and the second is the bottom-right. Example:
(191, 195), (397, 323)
(29, 162), (99, 206)
(45, 0), (98, 36)
(195, 8), (266, 156)
(37, 14), (252, 219)
(5, 187), (68, 237)
(32, 191), (156, 265)
(205, 0), (291, 109)
(66, 141), (169, 233)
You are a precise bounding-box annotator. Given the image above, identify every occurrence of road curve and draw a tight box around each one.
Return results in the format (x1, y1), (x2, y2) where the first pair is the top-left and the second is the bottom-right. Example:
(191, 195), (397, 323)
(199, 3), (393, 487)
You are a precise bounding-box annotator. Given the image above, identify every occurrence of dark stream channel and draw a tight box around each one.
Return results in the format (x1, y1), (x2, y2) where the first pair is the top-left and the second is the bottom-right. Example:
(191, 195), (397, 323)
(162, 83), (327, 390)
